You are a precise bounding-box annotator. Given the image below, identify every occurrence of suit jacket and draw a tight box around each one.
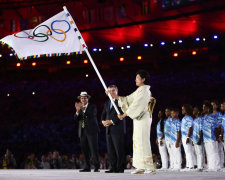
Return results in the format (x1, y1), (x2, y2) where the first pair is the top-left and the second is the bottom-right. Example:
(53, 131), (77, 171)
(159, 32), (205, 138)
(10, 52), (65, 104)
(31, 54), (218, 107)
(74, 103), (99, 138)
(101, 100), (126, 135)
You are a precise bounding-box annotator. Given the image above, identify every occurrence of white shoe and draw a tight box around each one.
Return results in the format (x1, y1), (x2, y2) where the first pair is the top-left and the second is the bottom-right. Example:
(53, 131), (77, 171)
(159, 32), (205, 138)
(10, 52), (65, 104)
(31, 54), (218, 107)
(184, 167), (195, 172)
(205, 168), (220, 172)
(144, 170), (156, 174)
(180, 168), (187, 172)
(172, 168), (181, 171)
(131, 169), (145, 174)
(157, 168), (168, 171)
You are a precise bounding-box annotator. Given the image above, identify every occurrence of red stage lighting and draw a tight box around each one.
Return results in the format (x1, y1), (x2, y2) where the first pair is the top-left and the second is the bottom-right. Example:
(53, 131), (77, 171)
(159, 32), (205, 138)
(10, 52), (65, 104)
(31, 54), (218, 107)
(137, 56), (142, 60)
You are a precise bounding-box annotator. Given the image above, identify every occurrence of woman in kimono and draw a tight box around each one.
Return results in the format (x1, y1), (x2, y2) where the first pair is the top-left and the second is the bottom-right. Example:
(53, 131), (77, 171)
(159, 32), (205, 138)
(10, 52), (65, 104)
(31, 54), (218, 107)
(107, 70), (155, 174)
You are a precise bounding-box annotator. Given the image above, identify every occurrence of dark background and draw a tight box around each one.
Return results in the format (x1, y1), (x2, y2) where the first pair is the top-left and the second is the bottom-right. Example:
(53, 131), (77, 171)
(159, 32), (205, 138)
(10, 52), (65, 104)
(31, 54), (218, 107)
(0, 0), (225, 168)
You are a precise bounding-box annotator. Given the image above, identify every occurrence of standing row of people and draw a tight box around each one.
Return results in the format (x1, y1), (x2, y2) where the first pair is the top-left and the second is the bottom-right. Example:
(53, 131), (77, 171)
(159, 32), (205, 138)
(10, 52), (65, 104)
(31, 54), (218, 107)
(74, 70), (156, 174)
(156, 100), (225, 172)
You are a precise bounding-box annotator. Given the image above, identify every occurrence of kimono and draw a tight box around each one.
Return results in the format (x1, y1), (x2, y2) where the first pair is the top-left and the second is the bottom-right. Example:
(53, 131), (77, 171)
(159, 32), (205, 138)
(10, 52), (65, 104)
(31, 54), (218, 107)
(118, 85), (154, 170)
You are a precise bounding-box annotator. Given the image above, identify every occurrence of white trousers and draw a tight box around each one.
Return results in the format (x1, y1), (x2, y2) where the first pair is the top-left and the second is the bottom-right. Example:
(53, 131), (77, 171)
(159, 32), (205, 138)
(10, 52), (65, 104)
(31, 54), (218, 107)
(218, 141), (224, 168)
(223, 140), (225, 168)
(166, 140), (174, 169)
(171, 143), (182, 169)
(204, 141), (220, 171)
(182, 138), (195, 168)
(192, 145), (197, 166)
(194, 144), (204, 169)
(158, 139), (169, 169)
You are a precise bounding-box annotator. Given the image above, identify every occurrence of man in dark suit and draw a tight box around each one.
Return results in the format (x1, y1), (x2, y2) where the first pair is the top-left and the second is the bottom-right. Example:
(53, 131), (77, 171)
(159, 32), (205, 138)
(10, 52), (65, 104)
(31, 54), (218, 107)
(102, 85), (126, 173)
(74, 92), (100, 172)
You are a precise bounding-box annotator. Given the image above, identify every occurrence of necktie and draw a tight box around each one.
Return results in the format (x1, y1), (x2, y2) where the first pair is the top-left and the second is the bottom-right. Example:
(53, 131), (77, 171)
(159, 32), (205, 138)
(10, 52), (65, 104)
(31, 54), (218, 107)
(81, 108), (85, 128)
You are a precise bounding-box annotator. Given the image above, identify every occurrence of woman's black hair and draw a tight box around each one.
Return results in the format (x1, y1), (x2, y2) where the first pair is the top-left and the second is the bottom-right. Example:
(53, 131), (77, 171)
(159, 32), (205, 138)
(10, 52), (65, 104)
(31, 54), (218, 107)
(136, 69), (150, 85)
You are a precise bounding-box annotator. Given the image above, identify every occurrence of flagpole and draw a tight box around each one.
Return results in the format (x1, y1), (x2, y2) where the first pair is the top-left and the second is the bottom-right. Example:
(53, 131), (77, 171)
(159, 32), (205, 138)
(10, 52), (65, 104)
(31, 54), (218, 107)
(63, 6), (121, 115)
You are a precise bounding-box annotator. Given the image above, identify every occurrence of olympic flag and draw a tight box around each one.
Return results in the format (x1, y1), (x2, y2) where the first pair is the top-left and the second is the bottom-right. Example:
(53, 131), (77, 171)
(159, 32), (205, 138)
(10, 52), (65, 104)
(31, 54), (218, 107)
(0, 6), (121, 115)
(0, 10), (84, 60)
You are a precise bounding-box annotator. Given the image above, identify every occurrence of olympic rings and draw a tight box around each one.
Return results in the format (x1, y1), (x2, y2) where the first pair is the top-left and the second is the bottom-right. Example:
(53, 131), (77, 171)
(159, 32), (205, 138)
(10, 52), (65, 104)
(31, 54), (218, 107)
(33, 25), (52, 37)
(13, 20), (71, 43)
(46, 29), (66, 42)
(14, 31), (34, 39)
(51, 20), (71, 34)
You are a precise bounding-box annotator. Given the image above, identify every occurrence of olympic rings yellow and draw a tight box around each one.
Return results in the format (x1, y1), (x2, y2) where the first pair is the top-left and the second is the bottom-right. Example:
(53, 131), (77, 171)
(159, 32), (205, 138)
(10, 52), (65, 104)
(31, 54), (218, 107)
(46, 29), (67, 42)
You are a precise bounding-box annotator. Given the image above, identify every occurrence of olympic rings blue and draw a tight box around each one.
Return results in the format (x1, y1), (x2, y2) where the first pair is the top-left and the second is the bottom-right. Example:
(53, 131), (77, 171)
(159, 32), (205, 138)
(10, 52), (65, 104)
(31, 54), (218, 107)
(14, 20), (71, 42)
(51, 20), (71, 34)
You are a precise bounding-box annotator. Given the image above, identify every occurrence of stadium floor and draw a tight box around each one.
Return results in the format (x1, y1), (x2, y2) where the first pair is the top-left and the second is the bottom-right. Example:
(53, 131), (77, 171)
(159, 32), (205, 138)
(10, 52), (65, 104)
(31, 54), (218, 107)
(0, 169), (225, 180)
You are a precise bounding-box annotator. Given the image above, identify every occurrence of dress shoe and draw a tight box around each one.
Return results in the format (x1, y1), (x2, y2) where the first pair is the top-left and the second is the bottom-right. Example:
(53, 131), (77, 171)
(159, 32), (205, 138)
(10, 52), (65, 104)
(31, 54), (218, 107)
(94, 168), (100, 172)
(79, 169), (91, 172)
(105, 169), (115, 173)
(115, 169), (124, 173)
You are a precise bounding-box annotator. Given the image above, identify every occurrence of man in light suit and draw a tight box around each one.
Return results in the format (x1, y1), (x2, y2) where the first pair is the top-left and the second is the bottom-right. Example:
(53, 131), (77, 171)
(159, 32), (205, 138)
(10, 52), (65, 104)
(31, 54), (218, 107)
(74, 92), (100, 172)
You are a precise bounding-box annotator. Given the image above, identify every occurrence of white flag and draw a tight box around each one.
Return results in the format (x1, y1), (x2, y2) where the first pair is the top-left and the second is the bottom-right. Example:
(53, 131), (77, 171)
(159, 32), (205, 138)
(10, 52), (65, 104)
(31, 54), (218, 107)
(0, 11), (84, 60)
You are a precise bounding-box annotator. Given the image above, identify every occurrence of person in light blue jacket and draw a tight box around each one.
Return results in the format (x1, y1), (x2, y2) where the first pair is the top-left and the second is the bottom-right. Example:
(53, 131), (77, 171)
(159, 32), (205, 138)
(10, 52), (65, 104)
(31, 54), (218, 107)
(181, 104), (195, 170)
(193, 106), (204, 171)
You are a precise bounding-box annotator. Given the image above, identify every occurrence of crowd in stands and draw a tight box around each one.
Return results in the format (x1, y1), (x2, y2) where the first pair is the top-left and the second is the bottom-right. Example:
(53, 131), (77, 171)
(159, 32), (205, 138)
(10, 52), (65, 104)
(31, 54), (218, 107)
(0, 149), (135, 169)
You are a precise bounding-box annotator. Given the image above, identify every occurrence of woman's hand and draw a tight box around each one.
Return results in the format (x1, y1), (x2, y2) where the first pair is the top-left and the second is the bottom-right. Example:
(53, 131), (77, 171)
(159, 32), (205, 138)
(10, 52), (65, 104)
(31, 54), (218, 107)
(118, 114), (123, 120)
(118, 113), (127, 120)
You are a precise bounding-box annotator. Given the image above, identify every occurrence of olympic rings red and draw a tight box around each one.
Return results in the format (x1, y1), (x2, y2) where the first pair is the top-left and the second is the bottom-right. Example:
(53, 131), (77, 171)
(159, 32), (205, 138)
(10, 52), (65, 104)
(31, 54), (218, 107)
(13, 20), (71, 43)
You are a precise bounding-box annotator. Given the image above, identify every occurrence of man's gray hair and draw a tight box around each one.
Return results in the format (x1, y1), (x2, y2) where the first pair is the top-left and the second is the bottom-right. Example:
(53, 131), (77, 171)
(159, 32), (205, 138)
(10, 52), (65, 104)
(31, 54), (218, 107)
(108, 84), (118, 91)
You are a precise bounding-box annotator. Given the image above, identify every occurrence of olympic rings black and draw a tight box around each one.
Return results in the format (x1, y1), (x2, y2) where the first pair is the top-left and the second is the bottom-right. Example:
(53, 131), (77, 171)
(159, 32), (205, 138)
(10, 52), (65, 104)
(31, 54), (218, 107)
(13, 20), (71, 42)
